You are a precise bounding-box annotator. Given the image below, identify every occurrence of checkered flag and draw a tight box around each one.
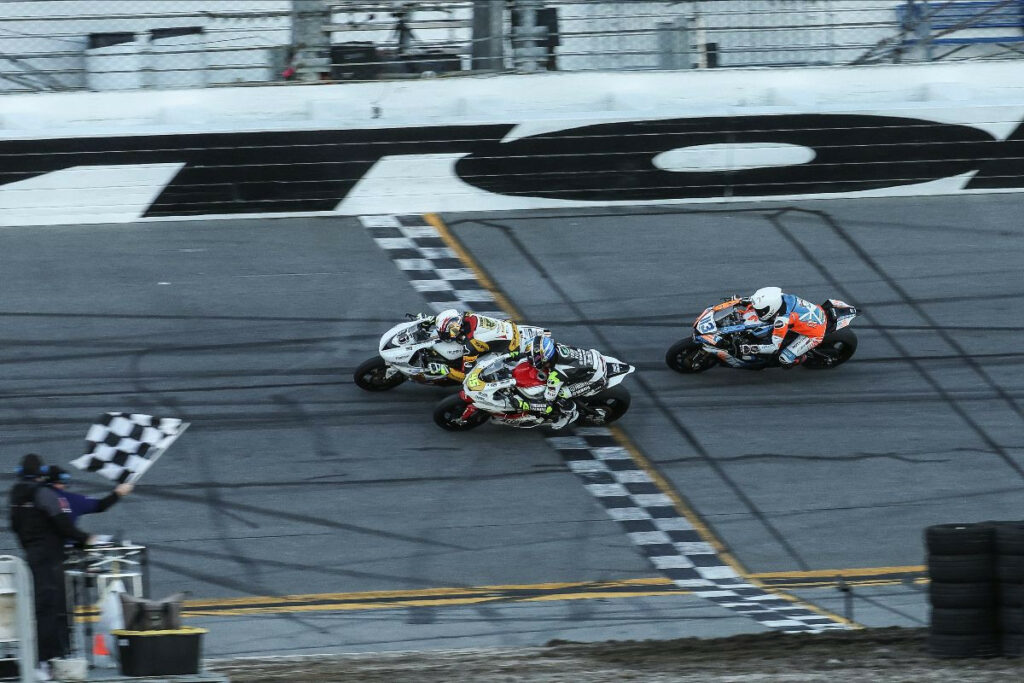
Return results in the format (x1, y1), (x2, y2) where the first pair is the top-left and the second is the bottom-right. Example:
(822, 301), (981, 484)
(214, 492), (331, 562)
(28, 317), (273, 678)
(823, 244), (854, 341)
(71, 412), (190, 483)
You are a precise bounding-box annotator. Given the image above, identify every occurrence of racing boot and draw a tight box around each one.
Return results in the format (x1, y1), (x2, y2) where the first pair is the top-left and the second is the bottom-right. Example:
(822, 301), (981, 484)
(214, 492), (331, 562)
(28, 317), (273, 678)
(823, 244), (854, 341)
(549, 399), (579, 430)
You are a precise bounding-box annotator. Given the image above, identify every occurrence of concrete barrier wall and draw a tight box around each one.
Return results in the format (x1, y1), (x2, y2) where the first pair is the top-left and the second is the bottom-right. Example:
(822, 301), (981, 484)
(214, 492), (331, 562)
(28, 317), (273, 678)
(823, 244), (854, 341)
(1, 61), (1022, 226)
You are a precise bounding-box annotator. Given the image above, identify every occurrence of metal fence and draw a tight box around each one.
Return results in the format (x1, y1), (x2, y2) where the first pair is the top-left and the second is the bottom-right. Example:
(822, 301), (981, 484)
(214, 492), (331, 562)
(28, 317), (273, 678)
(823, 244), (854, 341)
(1, 1), (1022, 93)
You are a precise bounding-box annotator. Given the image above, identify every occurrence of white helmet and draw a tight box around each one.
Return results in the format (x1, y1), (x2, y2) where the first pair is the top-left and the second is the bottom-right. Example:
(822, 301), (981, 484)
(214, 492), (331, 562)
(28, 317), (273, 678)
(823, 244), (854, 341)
(750, 287), (783, 321)
(434, 309), (463, 340)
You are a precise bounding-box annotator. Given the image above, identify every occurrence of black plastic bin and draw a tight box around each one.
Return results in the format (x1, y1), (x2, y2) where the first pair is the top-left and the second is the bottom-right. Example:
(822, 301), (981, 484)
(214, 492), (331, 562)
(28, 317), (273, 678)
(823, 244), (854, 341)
(112, 627), (207, 676)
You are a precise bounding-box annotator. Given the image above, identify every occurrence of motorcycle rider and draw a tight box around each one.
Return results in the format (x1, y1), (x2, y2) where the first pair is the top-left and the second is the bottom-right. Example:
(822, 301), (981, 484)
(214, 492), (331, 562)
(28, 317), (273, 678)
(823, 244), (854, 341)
(738, 286), (827, 366)
(512, 335), (611, 429)
(421, 309), (522, 382)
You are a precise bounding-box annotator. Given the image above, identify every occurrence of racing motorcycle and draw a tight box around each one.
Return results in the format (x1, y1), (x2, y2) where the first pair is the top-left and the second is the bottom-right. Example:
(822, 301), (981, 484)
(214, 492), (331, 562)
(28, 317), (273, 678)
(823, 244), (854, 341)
(353, 314), (548, 391)
(665, 297), (860, 373)
(433, 350), (636, 431)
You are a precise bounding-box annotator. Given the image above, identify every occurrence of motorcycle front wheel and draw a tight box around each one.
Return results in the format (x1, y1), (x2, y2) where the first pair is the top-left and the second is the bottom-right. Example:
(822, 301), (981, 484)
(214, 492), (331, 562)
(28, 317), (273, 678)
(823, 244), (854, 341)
(802, 329), (858, 369)
(353, 356), (407, 391)
(433, 394), (490, 431)
(579, 386), (632, 426)
(665, 338), (718, 374)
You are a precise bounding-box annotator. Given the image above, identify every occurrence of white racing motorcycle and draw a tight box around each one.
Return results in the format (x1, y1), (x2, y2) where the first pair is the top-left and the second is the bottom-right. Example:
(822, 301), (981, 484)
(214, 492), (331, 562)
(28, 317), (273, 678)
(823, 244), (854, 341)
(433, 351), (636, 431)
(353, 314), (549, 392)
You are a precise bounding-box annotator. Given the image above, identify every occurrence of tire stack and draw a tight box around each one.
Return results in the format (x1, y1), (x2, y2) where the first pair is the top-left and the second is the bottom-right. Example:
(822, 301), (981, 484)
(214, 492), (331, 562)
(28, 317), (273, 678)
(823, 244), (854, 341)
(995, 522), (1024, 657)
(927, 523), (1000, 658)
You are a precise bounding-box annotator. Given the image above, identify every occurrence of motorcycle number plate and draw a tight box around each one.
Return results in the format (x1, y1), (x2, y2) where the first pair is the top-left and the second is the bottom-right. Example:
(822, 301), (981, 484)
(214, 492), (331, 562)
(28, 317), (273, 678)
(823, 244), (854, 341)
(695, 312), (716, 335)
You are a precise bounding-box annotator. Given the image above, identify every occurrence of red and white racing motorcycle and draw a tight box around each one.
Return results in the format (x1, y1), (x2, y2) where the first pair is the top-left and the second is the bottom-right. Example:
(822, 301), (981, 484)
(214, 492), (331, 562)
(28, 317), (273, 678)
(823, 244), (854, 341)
(433, 351), (635, 431)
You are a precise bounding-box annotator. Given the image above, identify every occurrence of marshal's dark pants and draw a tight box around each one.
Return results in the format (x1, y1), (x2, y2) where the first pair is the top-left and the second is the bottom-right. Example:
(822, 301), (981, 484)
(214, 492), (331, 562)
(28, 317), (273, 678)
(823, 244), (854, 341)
(26, 547), (69, 662)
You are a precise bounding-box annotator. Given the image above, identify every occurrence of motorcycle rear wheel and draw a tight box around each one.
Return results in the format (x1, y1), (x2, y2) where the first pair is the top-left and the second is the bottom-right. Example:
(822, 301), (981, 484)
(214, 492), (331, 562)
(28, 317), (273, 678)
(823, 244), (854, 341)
(434, 394), (490, 431)
(665, 338), (718, 374)
(802, 329), (858, 369)
(354, 356), (407, 391)
(579, 386), (632, 426)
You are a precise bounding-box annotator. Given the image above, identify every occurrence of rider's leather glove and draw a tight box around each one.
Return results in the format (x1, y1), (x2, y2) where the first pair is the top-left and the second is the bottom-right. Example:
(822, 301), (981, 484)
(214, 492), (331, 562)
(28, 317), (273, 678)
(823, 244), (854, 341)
(426, 362), (450, 376)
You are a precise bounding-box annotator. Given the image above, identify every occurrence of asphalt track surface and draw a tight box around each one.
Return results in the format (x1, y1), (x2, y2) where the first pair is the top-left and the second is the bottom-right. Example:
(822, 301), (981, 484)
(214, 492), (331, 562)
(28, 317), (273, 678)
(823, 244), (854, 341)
(1, 194), (1022, 656)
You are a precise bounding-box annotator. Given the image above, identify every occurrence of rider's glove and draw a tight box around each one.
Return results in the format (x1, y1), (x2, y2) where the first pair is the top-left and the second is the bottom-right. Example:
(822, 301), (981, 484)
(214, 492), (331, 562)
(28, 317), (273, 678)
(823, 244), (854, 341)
(426, 362), (450, 376)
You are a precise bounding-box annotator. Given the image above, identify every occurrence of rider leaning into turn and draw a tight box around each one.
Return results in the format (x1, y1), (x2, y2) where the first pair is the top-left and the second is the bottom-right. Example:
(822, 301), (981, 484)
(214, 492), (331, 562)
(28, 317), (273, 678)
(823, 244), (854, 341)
(423, 309), (522, 382)
(738, 286), (827, 366)
(513, 335), (610, 430)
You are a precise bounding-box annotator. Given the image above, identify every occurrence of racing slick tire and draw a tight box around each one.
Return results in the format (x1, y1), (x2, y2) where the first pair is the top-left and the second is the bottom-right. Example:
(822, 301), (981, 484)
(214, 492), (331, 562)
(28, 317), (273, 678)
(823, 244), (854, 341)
(354, 356), (407, 391)
(433, 394), (489, 432)
(665, 339), (718, 374)
(802, 328), (858, 369)
(579, 386), (632, 426)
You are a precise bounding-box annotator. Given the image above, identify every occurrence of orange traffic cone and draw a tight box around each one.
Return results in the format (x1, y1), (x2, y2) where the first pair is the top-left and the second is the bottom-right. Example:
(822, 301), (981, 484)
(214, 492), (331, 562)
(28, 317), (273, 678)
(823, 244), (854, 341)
(93, 633), (110, 657)
(92, 631), (116, 668)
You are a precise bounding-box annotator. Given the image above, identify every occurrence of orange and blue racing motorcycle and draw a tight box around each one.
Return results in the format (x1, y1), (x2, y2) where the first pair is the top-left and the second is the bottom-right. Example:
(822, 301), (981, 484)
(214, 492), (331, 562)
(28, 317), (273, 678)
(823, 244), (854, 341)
(665, 297), (860, 373)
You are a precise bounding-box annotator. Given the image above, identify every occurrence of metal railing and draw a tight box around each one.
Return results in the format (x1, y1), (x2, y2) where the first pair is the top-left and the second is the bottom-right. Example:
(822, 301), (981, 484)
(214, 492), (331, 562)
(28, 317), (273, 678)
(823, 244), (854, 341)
(1, 1), (1021, 93)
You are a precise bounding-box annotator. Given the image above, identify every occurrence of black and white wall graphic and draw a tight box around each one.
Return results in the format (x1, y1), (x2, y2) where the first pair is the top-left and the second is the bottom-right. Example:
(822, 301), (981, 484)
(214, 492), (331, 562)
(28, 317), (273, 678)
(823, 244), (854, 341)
(2, 110), (1023, 224)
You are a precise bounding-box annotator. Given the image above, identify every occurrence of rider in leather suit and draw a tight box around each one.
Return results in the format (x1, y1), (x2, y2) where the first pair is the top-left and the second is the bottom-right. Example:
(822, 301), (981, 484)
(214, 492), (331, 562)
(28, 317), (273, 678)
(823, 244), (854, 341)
(422, 309), (522, 382)
(512, 336), (610, 429)
(738, 287), (827, 366)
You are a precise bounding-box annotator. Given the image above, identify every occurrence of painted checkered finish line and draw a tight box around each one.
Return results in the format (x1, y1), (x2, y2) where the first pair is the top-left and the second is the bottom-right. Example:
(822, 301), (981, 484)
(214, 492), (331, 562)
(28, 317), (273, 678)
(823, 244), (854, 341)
(362, 214), (504, 318)
(550, 428), (847, 632)
(363, 214), (850, 633)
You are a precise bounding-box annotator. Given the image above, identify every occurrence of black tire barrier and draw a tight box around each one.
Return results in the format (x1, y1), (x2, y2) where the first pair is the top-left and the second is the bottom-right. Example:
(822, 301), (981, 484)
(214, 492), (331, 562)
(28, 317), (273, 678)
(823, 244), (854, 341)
(997, 555), (1024, 583)
(930, 607), (998, 635)
(928, 582), (996, 609)
(928, 554), (995, 583)
(994, 521), (1024, 557)
(1000, 582), (1024, 607)
(1001, 607), (1024, 635)
(928, 632), (1001, 659)
(1003, 633), (1024, 658)
(926, 523), (996, 556)
(926, 521), (1024, 657)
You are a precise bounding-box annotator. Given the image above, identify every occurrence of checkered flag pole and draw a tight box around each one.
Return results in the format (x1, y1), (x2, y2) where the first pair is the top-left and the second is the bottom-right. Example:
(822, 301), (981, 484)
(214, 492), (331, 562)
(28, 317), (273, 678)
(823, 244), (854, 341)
(71, 413), (190, 484)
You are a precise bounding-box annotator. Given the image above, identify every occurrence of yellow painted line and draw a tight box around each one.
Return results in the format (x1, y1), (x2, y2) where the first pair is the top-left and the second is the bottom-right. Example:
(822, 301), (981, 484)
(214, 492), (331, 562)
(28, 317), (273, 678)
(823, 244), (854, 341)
(518, 590), (673, 603)
(425, 212), (523, 319)
(754, 565), (924, 579)
(182, 578), (665, 608)
(421, 211), (863, 630)
(73, 567), (926, 622)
